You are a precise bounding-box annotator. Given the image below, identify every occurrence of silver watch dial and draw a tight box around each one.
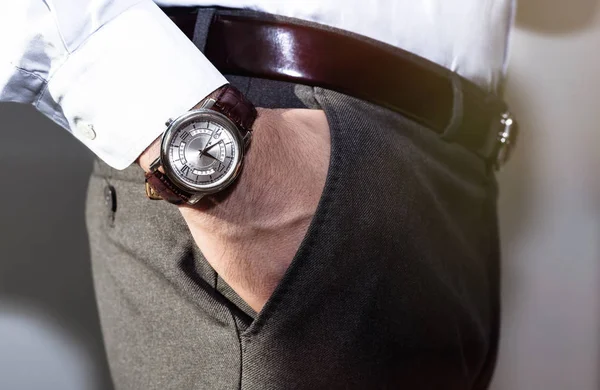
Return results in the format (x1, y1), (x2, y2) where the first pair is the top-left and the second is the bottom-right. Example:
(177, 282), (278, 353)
(162, 111), (243, 193)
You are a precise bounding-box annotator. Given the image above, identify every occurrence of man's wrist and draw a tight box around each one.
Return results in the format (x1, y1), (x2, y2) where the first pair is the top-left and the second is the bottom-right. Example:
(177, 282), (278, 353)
(137, 135), (162, 173)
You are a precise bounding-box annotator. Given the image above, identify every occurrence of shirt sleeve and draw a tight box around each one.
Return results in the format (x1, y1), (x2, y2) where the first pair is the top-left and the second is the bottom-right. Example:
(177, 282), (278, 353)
(0, 0), (227, 169)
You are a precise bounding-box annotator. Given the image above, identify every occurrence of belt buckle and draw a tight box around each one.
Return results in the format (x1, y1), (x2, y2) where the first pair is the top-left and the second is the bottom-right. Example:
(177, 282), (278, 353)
(495, 112), (518, 170)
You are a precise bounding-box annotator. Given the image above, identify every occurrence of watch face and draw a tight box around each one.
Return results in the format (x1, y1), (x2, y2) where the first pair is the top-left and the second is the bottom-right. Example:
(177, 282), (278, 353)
(161, 110), (244, 193)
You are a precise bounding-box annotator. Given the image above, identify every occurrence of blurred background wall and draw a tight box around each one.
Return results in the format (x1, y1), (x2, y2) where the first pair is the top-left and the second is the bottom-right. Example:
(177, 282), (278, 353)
(491, 0), (600, 389)
(0, 102), (111, 389)
(0, 1), (598, 389)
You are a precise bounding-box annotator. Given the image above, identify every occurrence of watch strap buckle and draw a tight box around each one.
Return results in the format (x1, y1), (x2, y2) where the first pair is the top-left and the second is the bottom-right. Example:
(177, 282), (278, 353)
(145, 180), (163, 200)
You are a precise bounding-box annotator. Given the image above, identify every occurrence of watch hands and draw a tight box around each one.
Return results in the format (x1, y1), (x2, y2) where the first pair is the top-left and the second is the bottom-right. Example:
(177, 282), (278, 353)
(198, 140), (220, 157)
(200, 129), (218, 154)
(204, 142), (220, 153)
(199, 148), (220, 161)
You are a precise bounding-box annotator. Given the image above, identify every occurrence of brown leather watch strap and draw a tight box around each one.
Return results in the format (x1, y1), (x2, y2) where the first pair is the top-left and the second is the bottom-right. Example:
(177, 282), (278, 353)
(145, 170), (191, 205)
(212, 85), (257, 136)
(145, 84), (257, 204)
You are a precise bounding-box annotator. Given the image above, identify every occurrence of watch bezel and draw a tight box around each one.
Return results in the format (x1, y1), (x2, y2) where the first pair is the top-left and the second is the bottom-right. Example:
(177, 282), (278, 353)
(159, 109), (245, 196)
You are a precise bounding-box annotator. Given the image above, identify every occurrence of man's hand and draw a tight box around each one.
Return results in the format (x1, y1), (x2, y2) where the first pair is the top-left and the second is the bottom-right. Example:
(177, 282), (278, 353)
(141, 108), (331, 312)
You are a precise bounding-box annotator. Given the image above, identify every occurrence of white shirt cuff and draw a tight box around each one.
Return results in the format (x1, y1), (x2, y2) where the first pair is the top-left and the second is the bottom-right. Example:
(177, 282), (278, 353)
(41, 1), (227, 170)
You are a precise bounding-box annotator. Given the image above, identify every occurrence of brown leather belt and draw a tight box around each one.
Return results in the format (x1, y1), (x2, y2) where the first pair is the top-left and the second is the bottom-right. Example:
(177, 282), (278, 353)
(163, 8), (517, 168)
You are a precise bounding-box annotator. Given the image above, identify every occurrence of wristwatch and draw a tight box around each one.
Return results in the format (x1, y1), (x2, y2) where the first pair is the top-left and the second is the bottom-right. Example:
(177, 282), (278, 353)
(144, 85), (257, 205)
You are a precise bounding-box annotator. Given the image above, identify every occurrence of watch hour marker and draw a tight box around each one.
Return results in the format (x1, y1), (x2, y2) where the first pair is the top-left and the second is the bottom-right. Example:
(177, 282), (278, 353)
(181, 132), (190, 141)
(181, 165), (190, 175)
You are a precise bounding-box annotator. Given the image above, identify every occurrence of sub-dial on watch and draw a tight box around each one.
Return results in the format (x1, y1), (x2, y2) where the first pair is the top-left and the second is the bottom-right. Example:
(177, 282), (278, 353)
(145, 85), (257, 205)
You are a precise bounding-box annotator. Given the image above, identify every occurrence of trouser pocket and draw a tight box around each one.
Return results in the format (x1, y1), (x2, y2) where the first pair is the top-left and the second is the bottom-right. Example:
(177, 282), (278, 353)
(237, 87), (498, 389)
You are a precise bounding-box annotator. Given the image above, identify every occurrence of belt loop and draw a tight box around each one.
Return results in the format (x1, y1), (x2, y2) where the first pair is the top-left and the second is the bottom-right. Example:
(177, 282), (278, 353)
(441, 73), (464, 142)
(193, 8), (218, 53)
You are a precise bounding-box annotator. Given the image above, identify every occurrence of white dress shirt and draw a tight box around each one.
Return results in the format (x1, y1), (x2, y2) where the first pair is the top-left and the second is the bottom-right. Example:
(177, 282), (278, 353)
(0, 1), (515, 169)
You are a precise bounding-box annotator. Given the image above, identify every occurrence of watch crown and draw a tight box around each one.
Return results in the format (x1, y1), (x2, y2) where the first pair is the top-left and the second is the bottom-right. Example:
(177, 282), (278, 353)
(165, 118), (174, 127)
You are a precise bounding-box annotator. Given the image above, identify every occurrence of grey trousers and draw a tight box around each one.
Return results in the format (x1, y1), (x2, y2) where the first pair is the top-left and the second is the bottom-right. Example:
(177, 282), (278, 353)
(86, 8), (500, 390)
